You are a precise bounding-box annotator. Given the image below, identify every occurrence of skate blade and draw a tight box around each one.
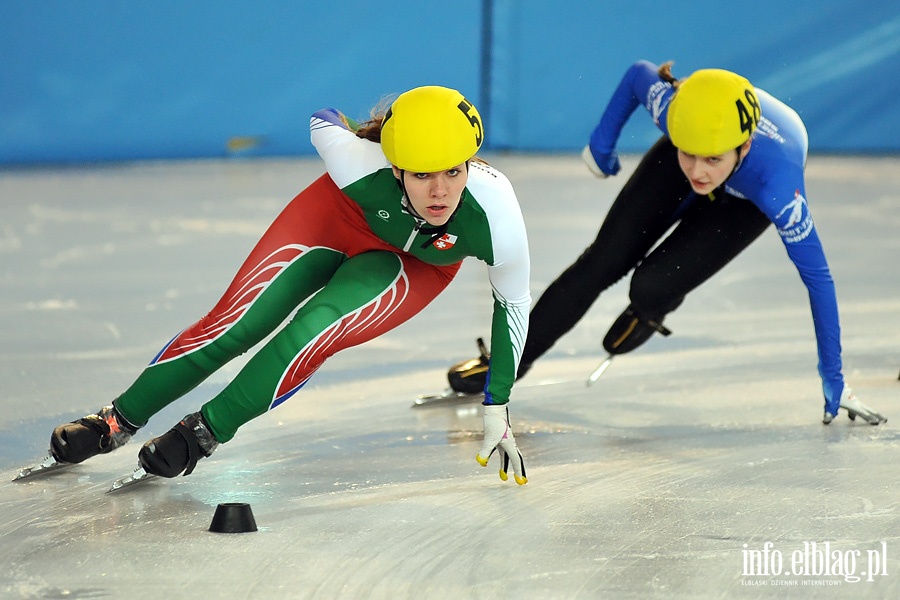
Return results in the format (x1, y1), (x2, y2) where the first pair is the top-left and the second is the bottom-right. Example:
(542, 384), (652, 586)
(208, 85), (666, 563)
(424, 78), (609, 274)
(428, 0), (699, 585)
(13, 454), (72, 481)
(586, 355), (613, 386)
(107, 465), (156, 493)
(413, 389), (483, 407)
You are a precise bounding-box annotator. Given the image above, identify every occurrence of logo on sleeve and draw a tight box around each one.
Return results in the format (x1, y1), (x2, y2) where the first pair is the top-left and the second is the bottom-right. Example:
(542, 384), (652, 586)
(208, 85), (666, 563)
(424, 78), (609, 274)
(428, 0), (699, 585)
(433, 233), (458, 250)
(647, 81), (672, 126)
(776, 190), (813, 243)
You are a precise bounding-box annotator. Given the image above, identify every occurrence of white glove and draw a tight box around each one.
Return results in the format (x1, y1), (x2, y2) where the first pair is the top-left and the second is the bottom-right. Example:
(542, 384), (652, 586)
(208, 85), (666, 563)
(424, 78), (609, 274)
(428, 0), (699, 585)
(823, 386), (886, 425)
(476, 404), (527, 485)
(581, 145), (610, 179)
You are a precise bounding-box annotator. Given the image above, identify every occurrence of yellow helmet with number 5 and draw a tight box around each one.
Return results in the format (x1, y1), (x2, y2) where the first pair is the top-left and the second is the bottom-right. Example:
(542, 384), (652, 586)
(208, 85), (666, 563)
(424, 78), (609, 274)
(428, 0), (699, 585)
(381, 86), (483, 172)
(667, 69), (761, 156)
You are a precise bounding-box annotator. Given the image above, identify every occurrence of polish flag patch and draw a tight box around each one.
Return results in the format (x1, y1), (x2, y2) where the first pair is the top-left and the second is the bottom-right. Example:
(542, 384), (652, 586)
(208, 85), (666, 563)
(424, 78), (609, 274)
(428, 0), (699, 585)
(433, 233), (457, 250)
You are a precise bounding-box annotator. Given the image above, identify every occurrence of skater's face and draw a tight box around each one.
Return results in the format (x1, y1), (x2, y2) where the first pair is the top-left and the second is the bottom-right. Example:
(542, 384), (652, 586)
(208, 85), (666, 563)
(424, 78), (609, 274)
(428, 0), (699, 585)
(393, 164), (468, 226)
(677, 140), (751, 195)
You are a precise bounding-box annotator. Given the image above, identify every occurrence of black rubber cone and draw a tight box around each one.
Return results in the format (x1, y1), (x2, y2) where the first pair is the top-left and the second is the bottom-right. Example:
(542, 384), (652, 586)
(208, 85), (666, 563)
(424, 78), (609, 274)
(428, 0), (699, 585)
(209, 502), (258, 533)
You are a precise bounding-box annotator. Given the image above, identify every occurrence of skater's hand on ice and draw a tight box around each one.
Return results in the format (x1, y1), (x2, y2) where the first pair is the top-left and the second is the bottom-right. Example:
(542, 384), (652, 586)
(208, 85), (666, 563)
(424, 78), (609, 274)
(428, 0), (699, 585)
(823, 385), (886, 425)
(476, 404), (527, 485)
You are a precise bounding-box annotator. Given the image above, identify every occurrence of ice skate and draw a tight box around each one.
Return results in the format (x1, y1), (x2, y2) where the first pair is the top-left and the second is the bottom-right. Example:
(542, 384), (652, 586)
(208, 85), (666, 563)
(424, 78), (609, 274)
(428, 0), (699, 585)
(602, 305), (671, 356)
(586, 354), (614, 386)
(49, 404), (138, 464)
(107, 465), (155, 493)
(138, 412), (219, 478)
(447, 337), (491, 395)
(13, 454), (72, 481)
(437, 337), (533, 406)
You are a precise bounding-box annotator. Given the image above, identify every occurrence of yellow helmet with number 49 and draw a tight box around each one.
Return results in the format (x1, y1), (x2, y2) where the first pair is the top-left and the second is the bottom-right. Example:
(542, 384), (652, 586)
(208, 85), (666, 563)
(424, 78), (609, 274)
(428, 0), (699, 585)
(381, 86), (483, 173)
(667, 69), (761, 156)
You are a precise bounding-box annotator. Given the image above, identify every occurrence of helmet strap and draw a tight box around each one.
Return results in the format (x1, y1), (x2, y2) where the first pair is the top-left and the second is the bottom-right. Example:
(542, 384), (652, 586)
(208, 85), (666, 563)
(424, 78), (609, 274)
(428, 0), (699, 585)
(395, 169), (417, 217)
(732, 144), (747, 174)
(720, 145), (748, 190)
(708, 146), (747, 201)
(393, 164), (468, 249)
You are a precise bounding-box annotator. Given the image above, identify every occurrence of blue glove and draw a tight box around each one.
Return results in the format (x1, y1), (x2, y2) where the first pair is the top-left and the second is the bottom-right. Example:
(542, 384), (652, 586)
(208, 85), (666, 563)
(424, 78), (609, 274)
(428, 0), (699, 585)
(823, 385), (886, 425)
(581, 145), (621, 178)
(476, 404), (527, 484)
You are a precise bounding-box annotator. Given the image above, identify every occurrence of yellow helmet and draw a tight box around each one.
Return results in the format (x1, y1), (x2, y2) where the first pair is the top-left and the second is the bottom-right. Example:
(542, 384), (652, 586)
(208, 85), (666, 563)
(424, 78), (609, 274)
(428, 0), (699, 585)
(380, 86), (483, 172)
(667, 69), (761, 156)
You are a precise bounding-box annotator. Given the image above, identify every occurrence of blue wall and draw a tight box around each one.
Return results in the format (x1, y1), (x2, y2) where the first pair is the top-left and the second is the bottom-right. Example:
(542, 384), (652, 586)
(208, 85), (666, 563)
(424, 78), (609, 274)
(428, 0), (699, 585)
(2, 1), (899, 164)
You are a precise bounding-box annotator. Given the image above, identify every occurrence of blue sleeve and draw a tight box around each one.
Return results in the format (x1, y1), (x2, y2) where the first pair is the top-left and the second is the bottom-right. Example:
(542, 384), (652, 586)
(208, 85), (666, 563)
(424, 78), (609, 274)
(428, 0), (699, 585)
(743, 90), (843, 411)
(766, 184), (845, 411)
(586, 60), (675, 176)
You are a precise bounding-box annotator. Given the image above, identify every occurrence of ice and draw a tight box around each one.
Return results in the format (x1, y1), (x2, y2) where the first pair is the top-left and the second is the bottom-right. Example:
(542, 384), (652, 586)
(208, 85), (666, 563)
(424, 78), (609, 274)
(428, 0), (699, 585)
(2, 155), (899, 598)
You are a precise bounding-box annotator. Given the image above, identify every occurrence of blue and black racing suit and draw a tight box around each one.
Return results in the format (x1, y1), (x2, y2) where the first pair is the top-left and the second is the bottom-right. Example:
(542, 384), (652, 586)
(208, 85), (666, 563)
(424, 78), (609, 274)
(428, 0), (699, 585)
(523, 59), (847, 416)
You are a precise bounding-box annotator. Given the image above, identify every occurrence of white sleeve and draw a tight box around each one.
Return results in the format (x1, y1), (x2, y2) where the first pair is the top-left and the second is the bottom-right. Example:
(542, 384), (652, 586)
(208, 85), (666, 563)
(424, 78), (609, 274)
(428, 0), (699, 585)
(468, 164), (532, 367)
(309, 112), (388, 188)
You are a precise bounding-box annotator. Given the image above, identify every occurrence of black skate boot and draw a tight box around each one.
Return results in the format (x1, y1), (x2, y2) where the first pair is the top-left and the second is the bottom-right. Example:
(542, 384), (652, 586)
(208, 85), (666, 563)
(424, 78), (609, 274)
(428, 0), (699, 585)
(447, 337), (491, 394)
(602, 305), (672, 355)
(138, 412), (219, 478)
(50, 404), (138, 464)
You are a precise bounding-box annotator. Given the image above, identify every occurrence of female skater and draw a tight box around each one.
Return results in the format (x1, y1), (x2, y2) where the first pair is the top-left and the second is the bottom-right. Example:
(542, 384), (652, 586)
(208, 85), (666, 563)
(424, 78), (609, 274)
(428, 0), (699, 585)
(448, 60), (884, 426)
(49, 86), (531, 484)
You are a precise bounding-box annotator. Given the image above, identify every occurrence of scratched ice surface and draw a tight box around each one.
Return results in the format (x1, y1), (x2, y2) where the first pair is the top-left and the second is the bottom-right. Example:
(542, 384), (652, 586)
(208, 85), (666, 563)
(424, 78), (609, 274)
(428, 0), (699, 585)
(1, 155), (899, 599)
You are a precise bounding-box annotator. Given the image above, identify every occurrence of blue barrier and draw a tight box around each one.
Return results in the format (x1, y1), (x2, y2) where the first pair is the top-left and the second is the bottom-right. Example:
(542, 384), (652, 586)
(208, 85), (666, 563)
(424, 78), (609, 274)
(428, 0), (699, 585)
(2, 1), (897, 164)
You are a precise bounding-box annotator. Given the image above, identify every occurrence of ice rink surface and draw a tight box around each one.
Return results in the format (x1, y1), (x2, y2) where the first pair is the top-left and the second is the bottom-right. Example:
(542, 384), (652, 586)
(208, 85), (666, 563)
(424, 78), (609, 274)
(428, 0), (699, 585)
(1, 153), (899, 599)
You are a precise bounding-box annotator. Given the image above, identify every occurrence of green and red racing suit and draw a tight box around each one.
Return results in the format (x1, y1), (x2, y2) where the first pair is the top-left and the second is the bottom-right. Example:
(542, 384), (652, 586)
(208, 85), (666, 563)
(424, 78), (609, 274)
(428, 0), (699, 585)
(112, 107), (531, 443)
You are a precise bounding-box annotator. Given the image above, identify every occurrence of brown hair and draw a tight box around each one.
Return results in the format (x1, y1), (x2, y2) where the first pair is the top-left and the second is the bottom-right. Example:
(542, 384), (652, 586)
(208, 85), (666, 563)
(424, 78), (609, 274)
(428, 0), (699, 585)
(353, 96), (395, 143)
(658, 61), (682, 88)
(355, 118), (383, 143)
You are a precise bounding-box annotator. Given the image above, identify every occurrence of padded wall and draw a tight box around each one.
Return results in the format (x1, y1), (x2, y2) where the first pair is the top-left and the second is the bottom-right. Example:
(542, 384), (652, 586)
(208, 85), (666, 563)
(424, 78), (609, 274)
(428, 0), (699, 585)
(2, 1), (898, 163)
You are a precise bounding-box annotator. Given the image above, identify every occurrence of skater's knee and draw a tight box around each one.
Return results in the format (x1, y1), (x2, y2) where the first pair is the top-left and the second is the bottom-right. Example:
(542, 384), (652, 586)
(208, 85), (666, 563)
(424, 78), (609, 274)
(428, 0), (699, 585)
(288, 302), (346, 342)
(629, 272), (684, 318)
(628, 269), (662, 311)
